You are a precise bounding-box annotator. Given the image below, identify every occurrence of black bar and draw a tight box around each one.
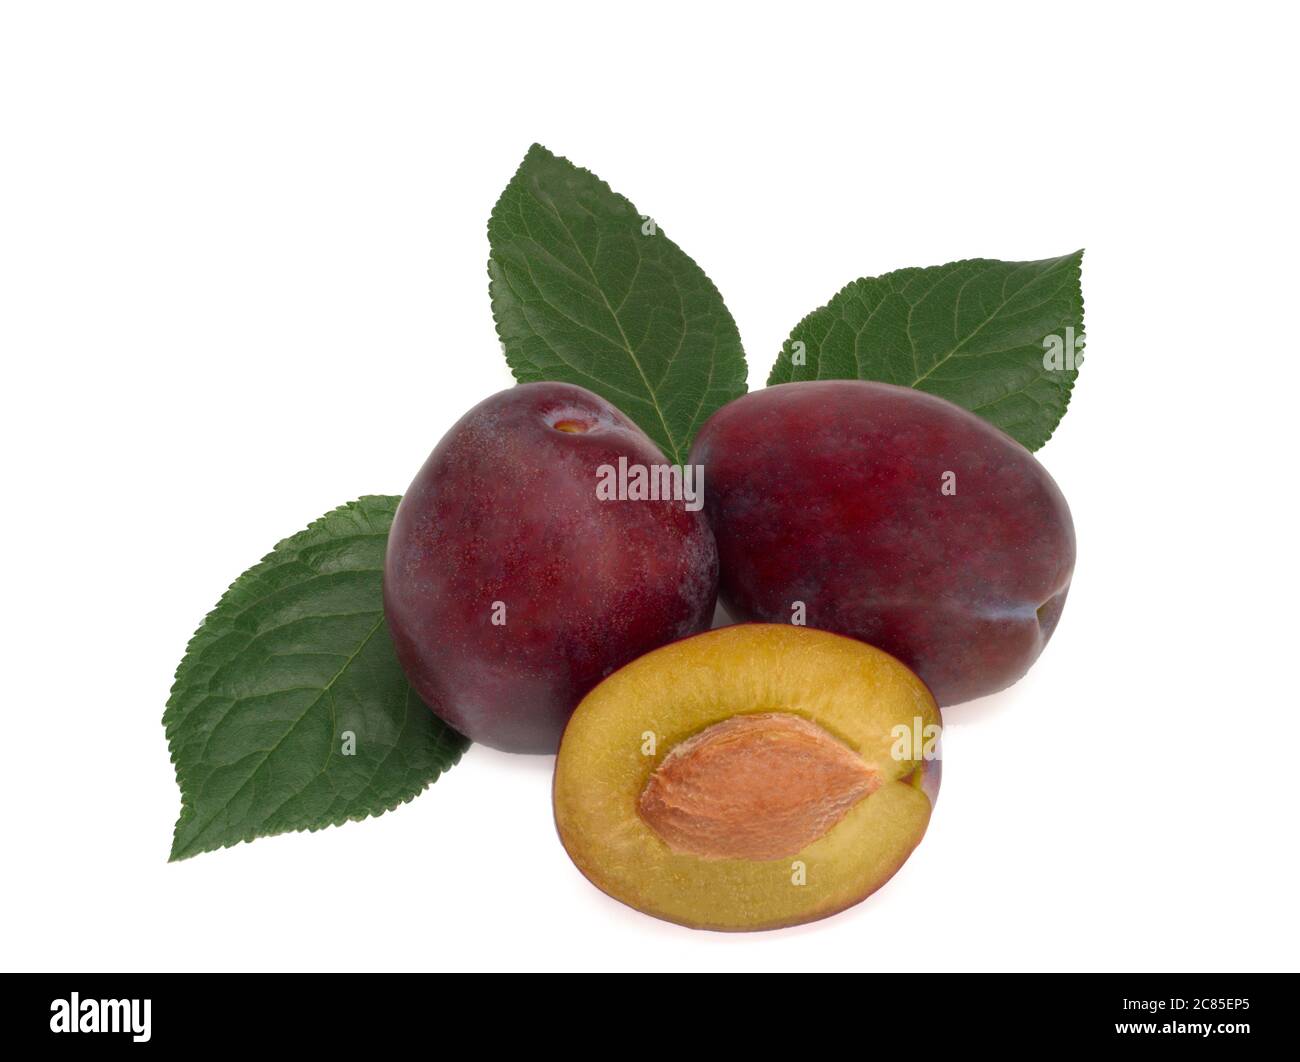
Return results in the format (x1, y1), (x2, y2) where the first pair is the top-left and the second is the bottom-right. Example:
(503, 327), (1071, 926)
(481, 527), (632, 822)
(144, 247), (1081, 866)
(1, 973), (1292, 1048)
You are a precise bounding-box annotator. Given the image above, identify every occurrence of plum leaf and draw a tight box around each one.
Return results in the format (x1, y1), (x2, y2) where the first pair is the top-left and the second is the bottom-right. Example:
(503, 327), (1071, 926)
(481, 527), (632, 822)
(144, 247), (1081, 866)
(489, 144), (748, 465)
(164, 496), (468, 861)
(767, 252), (1085, 450)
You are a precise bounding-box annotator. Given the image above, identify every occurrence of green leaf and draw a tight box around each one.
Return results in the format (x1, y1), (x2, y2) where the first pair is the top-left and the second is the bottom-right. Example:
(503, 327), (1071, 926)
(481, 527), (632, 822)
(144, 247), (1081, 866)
(164, 496), (468, 861)
(489, 143), (748, 464)
(767, 252), (1085, 450)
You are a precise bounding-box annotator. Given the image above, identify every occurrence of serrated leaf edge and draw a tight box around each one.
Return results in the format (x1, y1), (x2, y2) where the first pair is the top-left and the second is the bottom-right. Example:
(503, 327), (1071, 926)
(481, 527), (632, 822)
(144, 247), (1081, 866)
(487, 142), (747, 464)
(767, 251), (1086, 451)
(163, 496), (469, 862)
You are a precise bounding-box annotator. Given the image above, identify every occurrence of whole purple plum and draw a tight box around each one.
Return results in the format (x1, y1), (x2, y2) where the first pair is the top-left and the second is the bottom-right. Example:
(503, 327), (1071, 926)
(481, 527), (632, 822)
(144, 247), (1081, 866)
(385, 382), (718, 753)
(689, 381), (1075, 705)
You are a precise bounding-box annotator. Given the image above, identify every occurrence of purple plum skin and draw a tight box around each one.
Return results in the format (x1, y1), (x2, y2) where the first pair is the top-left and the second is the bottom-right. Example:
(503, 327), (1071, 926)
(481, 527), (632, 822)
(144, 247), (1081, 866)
(689, 381), (1075, 705)
(385, 382), (718, 753)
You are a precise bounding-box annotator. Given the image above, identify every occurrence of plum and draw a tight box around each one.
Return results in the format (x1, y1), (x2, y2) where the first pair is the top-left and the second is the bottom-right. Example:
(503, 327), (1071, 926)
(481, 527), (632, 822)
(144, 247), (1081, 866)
(385, 382), (718, 753)
(689, 381), (1075, 705)
(554, 624), (941, 931)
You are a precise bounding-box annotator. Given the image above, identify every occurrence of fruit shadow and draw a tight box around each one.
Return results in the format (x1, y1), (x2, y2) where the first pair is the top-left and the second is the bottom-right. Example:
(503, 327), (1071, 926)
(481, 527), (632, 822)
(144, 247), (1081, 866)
(939, 686), (1022, 726)
(467, 743), (558, 777)
(709, 599), (737, 630)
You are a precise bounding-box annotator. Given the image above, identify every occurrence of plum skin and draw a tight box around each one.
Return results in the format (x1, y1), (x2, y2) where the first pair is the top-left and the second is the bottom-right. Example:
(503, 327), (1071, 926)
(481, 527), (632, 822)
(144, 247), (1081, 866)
(385, 382), (718, 753)
(688, 381), (1075, 706)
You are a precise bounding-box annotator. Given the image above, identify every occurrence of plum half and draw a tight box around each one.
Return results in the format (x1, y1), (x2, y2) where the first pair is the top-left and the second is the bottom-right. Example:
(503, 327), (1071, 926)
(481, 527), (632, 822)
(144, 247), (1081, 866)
(554, 624), (941, 931)
(384, 382), (718, 753)
(689, 381), (1075, 705)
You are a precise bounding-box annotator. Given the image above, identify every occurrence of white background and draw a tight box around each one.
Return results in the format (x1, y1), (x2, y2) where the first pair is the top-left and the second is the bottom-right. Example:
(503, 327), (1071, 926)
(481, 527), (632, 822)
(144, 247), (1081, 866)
(3, 2), (1297, 973)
